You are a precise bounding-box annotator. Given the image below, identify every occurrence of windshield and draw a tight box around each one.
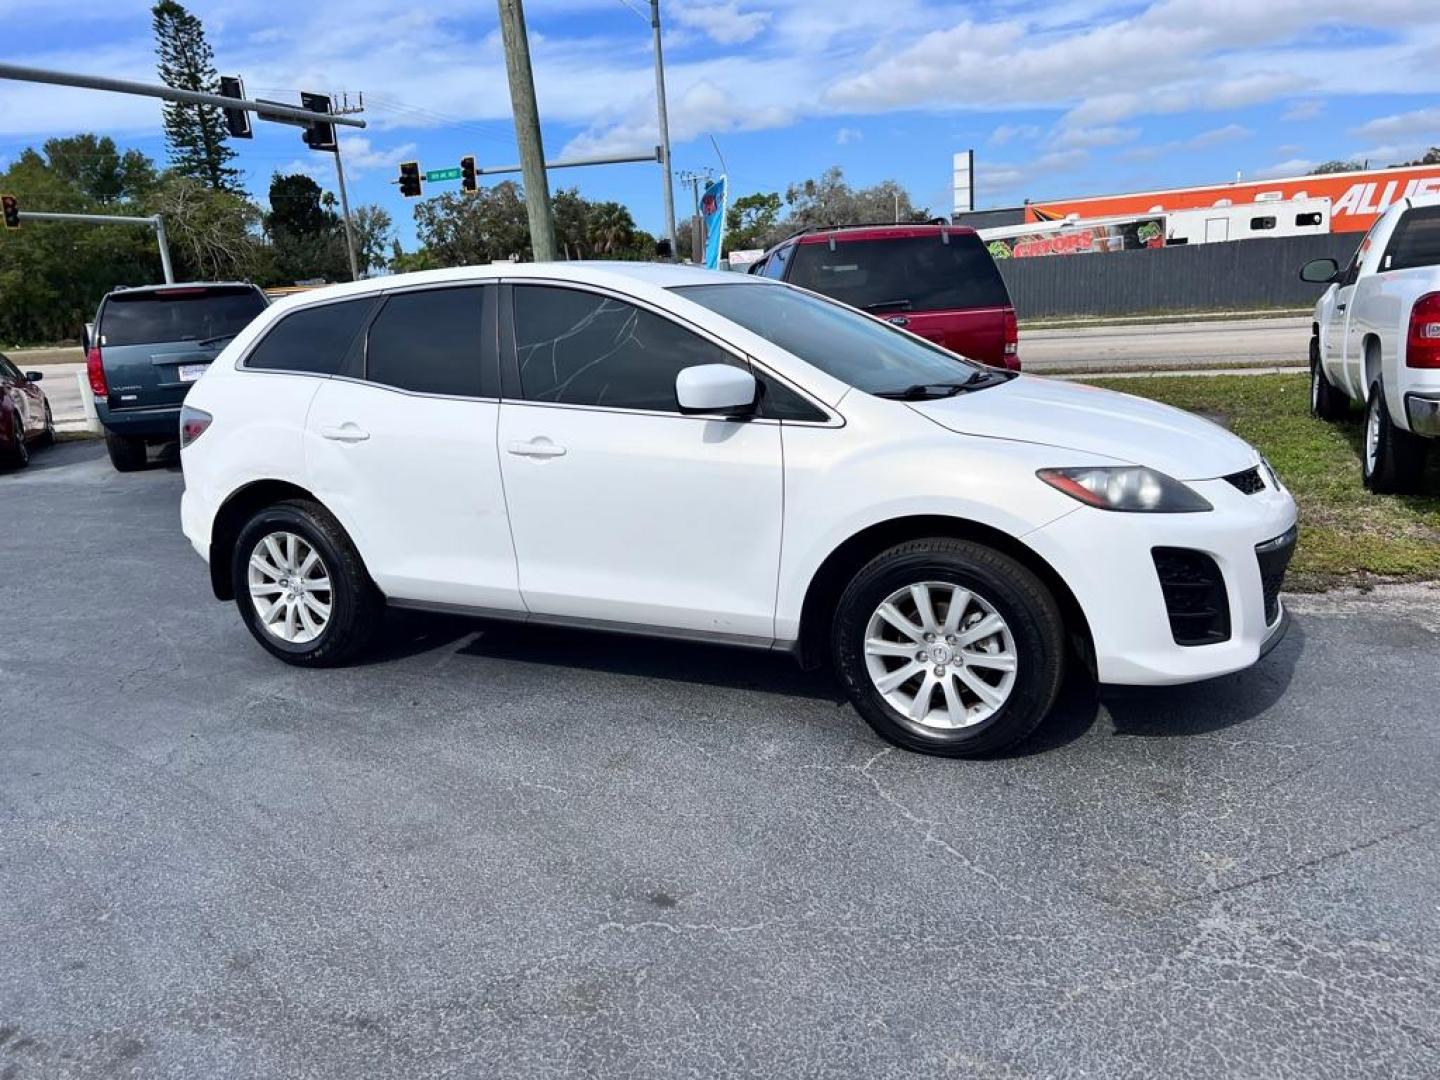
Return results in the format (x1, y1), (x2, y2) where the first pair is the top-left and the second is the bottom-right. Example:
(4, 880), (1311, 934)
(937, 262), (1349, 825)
(100, 288), (267, 347)
(672, 281), (982, 395)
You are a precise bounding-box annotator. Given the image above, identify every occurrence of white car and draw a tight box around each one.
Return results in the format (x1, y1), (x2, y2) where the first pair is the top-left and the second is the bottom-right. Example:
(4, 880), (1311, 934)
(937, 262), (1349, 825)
(179, 262), (1297, 757)
(1303, 193), (1440, 492)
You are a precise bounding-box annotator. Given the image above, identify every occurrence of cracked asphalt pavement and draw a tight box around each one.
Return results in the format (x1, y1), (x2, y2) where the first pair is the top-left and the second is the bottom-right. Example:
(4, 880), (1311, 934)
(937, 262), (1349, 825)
(3, 441), (1438, 1079)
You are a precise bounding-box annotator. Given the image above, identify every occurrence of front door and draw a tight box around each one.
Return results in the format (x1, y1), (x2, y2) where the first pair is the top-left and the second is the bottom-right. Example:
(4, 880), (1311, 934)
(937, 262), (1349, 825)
(305, 284), (524, 612)
(496, 283), (783, 641)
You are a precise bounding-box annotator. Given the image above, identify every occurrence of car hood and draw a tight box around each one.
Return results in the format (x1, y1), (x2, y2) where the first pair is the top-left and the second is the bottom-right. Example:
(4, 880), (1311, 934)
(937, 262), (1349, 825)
(907, 375), (1258, 480)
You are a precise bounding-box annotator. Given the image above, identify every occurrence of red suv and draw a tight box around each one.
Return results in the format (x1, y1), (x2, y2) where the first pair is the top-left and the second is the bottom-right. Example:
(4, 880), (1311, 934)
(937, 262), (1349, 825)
(749, 224), (1019, 369)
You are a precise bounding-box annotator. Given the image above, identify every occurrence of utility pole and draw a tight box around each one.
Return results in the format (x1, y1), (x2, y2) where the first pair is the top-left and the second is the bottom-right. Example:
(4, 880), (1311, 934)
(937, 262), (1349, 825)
(677, 169), (711, 263)
(650, 0), (678, 256)
(496, 0), (556, 262)
(333, 143), (360, 280)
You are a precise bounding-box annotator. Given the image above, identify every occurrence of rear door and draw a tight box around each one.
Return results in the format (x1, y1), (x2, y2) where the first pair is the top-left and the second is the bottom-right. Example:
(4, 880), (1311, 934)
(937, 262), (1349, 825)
(97, 286), (267, 412)
(305, 284), (523, 612)
(787, 233), (1012, 365)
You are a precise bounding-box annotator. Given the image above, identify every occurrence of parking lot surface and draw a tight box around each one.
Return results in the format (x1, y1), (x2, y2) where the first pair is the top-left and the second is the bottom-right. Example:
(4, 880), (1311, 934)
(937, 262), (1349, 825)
(3, 441), (1438, 1079)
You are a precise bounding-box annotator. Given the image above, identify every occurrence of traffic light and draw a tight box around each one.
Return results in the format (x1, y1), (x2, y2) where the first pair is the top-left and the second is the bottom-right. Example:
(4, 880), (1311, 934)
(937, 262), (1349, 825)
(398, 162), (422, 199)
(1, 194), (19, 230)
(301, 92), (337, 152)
(461, 155), (477, 193)
(218, 76), (253, 139)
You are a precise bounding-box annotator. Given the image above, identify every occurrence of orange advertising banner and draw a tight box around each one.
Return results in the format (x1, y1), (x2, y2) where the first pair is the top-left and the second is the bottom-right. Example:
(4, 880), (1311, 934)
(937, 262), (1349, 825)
(1026, 165), (1440, 233)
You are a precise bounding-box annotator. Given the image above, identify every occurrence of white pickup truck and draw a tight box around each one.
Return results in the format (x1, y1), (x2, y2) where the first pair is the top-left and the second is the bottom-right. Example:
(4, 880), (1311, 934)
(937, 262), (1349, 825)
(1302, 194), (1440, 493)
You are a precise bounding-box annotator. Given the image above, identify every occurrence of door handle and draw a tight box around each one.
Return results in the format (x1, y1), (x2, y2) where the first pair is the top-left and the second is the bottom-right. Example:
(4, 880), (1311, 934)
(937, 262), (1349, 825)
(320, 423), (370, 443)
(507, 438), (566, 458)
(1336, 303), (1347, 313)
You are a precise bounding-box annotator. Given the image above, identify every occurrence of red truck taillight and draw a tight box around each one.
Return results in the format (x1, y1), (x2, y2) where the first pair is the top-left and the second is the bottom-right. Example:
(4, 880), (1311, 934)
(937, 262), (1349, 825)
(86, 345), (108, 397)
(1002, 308), (1020, 371)
(1407, 293), (1440, 369)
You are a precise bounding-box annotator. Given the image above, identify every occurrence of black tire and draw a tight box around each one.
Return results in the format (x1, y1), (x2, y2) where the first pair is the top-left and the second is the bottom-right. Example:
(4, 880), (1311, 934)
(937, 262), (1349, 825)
(831, 538), (1066, 758)
(1362, 382), (1428, 494)
(105, 430), (148, 472)
(3, 408), (29, 470)
(1310, 338), (1348, 421)
(37, 401), (55, 447)
(231, 498), (383, 667)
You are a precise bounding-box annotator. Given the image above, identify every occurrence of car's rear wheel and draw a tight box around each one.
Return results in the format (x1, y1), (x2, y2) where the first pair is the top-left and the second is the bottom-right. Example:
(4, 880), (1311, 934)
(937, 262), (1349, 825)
(832, 538), (1066, 757)
(1362, 382), (1427, 494)
(105, 431), (148, 472)
(231, 499), (383, 666)
(1310, 338), (1348, 421)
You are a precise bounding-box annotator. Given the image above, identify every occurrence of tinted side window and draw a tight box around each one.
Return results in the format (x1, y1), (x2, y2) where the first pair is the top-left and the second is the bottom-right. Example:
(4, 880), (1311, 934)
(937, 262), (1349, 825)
(0, 355), (20, 381)
(367, 287), (493, 397)
(788, 233), (1010, 312)
(245, 298), (373, 375)
(1382, 206), (1440, 273)
(513, 286), (734, 411)
(757, 375), (827, 422)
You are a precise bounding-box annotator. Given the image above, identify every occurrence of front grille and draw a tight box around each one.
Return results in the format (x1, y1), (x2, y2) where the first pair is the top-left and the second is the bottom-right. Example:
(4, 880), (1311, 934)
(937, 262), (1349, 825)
(1223, 466), (1265, 495)
(1255, 525), (1298, 625)
(1152, 548), (1231, 646)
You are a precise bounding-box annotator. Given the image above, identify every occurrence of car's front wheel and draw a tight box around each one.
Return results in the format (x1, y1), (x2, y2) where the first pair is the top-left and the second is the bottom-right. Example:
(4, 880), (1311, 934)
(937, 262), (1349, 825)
(38, 401), (55, 447)
(832, 538), (1066, 757)
(1310, 338), (1348, 421)
(231, 499), (384, 666)
(1362, 382), (1428, 494)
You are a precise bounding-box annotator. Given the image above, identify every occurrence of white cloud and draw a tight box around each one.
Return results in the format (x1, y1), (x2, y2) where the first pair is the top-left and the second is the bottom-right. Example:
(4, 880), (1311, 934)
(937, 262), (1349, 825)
(1253, 158), (1317, 179)
(834, 126), (862, 145)
(990, 124), (1040, 145)
(670, 2), (772, 46)
(1053, 125), (1140, 149)
(1186, 123), (1253, 148)
(1282, 99), (1324, 122)
(1353, 106), (1440, 142)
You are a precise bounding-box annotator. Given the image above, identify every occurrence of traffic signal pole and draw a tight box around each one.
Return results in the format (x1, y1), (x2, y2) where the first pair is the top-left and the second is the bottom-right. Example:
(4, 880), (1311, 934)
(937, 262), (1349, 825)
(650, 0), (678, 258)
(332, 142), (360, 280)
(496, 0), (557, 262)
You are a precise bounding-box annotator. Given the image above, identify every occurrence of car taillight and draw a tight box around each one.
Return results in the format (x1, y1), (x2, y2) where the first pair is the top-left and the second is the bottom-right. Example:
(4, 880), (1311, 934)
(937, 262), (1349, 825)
(1002, 308), (1020, 371)
(1407, 292), (1440, 369)
(179, 405), (213, 449)
(86, 345), (108, 397)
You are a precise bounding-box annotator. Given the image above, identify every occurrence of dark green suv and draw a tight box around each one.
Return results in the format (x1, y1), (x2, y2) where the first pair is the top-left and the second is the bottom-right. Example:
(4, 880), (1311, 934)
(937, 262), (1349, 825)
(86, 282), (268, 471)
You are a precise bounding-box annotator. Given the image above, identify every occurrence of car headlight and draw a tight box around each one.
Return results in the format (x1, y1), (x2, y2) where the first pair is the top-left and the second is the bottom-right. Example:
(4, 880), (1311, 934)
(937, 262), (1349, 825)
(1037, 466), (1213, 513)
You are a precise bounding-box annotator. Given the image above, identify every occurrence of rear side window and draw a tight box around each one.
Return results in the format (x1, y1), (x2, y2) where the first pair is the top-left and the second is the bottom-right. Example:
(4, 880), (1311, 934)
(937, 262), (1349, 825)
(1382, 206), (1440, 273)
(513, 286), (734, 411)
(788, 233), (1009, 313)
(366, 287), (493, 397)
(244, 298), (373, 376)
(761, 245), (791, 280)
(100, 287), (266, 347)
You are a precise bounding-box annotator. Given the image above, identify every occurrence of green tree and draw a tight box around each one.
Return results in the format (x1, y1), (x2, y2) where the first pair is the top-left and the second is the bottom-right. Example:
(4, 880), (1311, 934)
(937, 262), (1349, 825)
(1309, 160), (1363, 175)
(414, 182), (531, 266)
(1391, 147), (1440, 167)
(725, 191), (782, 252)
(350, 205), (395, 276)
(149, 175), (263, 280)
(783, 167), (929, 231)
(43, 134), (158, 204)
(152, 0), (240, 192)
(263, 173), (349, 283)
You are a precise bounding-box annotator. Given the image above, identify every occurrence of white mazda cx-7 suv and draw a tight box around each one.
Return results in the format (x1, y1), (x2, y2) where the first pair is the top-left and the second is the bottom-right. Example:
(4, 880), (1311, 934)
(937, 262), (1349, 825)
(179, 261), (1297, 757)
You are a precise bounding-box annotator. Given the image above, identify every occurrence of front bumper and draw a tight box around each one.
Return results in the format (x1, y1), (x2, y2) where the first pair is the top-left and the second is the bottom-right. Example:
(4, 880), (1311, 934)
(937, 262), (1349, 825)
(1024, 472), (1298, 685)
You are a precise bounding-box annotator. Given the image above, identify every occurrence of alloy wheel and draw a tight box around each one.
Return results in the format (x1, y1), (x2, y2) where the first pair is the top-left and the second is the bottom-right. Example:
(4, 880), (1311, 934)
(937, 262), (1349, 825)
(247, 531), (332, 645)
(862, 581), (1018, 730)
(1365, 393), (1382, 475)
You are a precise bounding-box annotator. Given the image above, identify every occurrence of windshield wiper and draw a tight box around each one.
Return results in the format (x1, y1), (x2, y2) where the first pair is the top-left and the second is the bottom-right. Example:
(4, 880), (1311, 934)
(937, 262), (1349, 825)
(872, 382), (970, 400)
(195, 333), (237, 348)
(863, 298), (913, 313)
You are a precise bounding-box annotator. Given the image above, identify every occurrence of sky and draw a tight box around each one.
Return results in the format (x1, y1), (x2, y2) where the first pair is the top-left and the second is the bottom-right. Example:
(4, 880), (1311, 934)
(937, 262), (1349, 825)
(1, 0), (1439, 251)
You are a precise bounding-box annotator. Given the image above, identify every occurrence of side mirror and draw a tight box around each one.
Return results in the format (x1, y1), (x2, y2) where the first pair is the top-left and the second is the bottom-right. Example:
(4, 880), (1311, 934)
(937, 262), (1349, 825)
(24, 371), (43, 383)
(675, 364), (758, 417)
(1299, 257), (1339, 284)
(82, 322), (95, 351)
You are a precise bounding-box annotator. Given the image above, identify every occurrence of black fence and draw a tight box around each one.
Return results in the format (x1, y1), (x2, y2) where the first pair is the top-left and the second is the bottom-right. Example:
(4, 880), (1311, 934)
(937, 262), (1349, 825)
(995, 233), (1361, 319)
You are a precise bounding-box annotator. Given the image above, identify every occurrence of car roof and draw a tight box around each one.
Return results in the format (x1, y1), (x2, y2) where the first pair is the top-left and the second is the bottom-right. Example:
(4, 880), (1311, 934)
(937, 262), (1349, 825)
(791, 223), (979, 245)
(268, 260), (752, 308)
